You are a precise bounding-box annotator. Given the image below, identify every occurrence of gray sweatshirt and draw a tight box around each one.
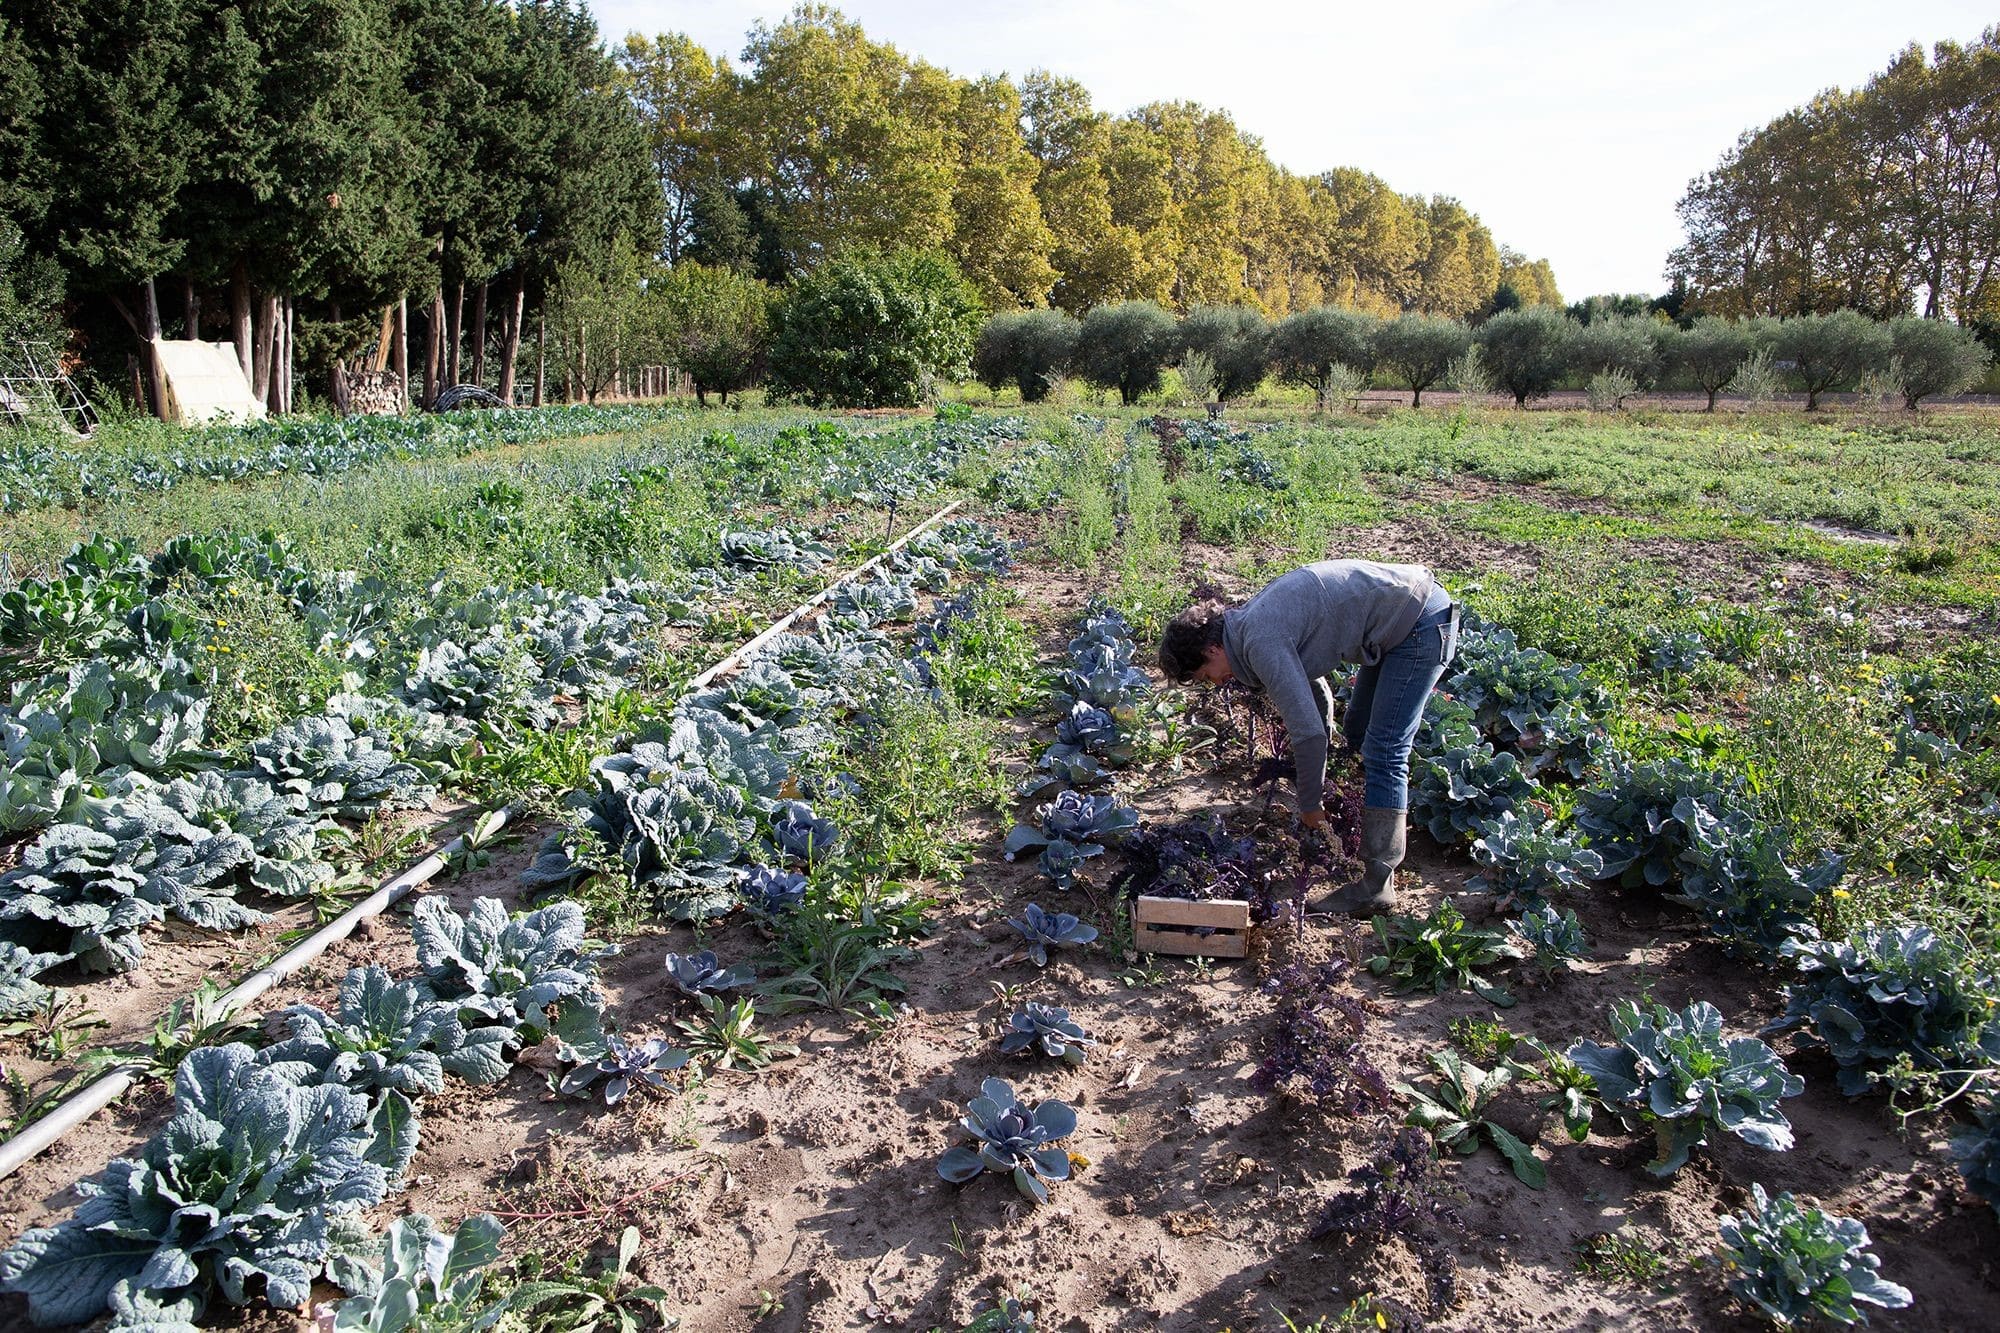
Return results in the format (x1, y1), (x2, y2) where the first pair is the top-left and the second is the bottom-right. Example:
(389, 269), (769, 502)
(1221, 559), (1435, 811)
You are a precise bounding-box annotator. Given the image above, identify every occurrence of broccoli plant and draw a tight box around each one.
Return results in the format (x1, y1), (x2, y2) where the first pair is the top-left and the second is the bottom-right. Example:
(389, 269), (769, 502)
(412, 897), (610, 1054)
(324, 1213), (510, 1333)
(1003, 790), (1139, 888)
(1001, 1002), (1095, 1065)
(663, 949), (757, 998)
(0, 1045), (391, 1325)
(557, 1035), (689, 1106)
(1566, 998), (1803, 1177)
(1468, 809), (1605, 907)
(1643, 626), (1712, 677)
(936, 1076), (1079, 1205)
(1006, 903), (1099, 966)
(1771, 925), (2000, 1096)
(1367, 900), (1525, 1006)
(1669, 800), (1842, 959)
(1509, 901), (1588, 977)
(1716, 1184), (1912, 1326)
(1446, 625), (1607, 756)
(1574, 756), (1732, 887)
(1397, 1048), (1546, 1188)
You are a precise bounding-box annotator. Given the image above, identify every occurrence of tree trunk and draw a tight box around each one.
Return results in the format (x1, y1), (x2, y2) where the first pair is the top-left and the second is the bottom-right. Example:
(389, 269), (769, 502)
(424, 288), (445, 409)
(372, 305), (394, 372)
(231, 262), (253, 380)
(280, 295), (294, 414)
(139, 277), (166, 419)
(252, 290), (277, 404)
(579, 322), (590, 403)
(471, 281), (488, 386)
(446, 282), (463, 386)
(183, 276), (199, 340)
(1706, 387), (1719, 412)
(498, 274), (524, 404)
(393, 295), (409, 411)
(533, 310), (545, 406)
(128, 353), (147, 414)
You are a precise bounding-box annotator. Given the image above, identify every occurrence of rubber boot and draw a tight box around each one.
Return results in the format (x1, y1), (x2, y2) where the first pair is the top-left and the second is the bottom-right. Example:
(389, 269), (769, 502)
(1318, 806), (1407, 916)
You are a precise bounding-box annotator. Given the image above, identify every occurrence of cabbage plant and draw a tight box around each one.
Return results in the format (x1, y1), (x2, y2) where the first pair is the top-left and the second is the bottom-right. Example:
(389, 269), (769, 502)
(1509, 901), (1588, 977)
(1717, 1184), (1911, 1326)
(739, 866), (808, 917)
(1566, 998), (1803, 1177)
(1003, 790), (1139, 888)
(936, 1076), (1079, 1205)
(1001, 1002), (1095, 1065)
(557, 1036), (688, 1106)
(412, 897), (609, 1051)
(1006, 903), (1098, 966)
(1468, 809), (1604, 905)
(1408, 741), (1539, 843)
(664, 949), (757, 998)
(0, 1045), (391, 1324)
(246, 713), (435, 819)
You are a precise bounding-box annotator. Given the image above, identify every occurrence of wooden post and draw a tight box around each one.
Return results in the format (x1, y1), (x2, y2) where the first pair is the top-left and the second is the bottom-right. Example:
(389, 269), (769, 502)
(470, 280), (487, 386)
(393, 295), (409, 412)
(252, 291), (277, 405)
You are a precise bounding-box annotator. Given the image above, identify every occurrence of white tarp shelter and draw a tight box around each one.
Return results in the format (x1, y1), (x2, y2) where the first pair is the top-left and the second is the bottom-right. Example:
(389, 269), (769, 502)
(153, 339), (265, 426)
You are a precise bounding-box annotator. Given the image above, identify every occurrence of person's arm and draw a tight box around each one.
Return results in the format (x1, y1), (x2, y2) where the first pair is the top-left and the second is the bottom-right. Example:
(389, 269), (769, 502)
(1247, 642), (1330, 815)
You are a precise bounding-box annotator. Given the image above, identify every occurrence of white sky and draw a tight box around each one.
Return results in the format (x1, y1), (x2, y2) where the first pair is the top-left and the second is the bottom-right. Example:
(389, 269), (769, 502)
(588, 1), (1996, 300)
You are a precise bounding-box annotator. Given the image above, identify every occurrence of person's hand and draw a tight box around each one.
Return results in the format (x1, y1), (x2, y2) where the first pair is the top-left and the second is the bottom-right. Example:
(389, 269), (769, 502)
(1297, 808), (1329, 832)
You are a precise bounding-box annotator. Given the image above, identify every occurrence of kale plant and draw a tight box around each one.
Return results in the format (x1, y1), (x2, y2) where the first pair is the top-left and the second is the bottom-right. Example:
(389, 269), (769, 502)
(1468, 809), (1605, 907)
(936, 1076), (1079, 1205)
(1716, 1184), (1912, 1326)
(663, 949), (757, 998)
(557, 1035), (688, 1106)
(1771, 925), (2000, 1096)
(1006, 903), (1098, 966)
(1107, 815), (1257, 903)
(412, 896), (609, 1052)
(1509, 901), (1588, 977)
(245, 713), (435, 819)
(1310, 1128), (1463, 1313)
(0, 823), (163, 972)
(1398, 1048), (1546, 1188)
(1367, 900), (1525, 1006)
(1251, 961), (1391, 1116)
(0, 1044), (390, 1324)
(1566, 998), (1803, 1177)
(0, 941), (58, 1019)
(266, 964), (502, 1096)
(1001, 1002), (1095, 1065)
(325, 1213), (510, 1333)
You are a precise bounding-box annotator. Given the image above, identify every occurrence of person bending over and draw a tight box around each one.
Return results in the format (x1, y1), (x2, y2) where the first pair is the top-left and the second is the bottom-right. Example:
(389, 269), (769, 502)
(1158, 559), (1459, 913)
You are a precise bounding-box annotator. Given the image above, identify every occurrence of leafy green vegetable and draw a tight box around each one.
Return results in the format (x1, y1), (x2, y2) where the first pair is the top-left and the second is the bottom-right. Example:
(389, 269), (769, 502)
(0, 1044), (391, 1324)
(1367, 900), (1524, 1006)
(326, 1213), (510, 1333)
(1001, 1002), (1095, 1064)
(1397, 1048), (1546, 1188)
(412, 896), (610, 1054)
(937, 1076), (1079, 1205)
(1717, 1184), (1911, 1326)
(1566, 998), (1803, 1177)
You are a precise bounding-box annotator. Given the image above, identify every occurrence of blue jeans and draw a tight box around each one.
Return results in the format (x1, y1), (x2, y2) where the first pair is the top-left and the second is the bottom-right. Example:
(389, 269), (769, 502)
(1341, 586), (1459, 810)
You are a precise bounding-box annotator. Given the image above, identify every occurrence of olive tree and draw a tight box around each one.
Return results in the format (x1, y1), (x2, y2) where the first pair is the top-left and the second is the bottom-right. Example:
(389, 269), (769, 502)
(1771, 310), (1892, 411)
(1889, 317), (1991, 409)
(1177, 304), (1271, 401)
(1476, 306), (1576, 407)
(1075, 300), (1177, 405)
(1370, 314), (1471, 407)
(1271, 306), (1378, 410)
(974, 308), (1080, 402)
(1570, 314), (1664, 385)
(1670, 317), (1754, 411)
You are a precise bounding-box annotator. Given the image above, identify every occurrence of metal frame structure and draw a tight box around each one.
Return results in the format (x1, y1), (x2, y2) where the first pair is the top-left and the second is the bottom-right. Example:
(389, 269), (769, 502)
(0, 339), (98, 435)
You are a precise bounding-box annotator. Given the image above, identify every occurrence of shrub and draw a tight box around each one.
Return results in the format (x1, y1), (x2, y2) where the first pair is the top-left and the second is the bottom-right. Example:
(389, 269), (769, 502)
(652, 262), (771, 406)
(1177, 304), (1272, 400)
(1716, 1184), (1912, 1326)
(974, 308), (1080, 403)
(1671, 317), (1754, 410)
(1074, 300), (1178, 405)
(1888, 316), (1991, 408)
(766, 249), (983, 407)
(1476, 306), (1576, 406)
(1371, 314), (1471, 407)
(1271, 306), (1379, 408)
(1772, 311), (1892, 411)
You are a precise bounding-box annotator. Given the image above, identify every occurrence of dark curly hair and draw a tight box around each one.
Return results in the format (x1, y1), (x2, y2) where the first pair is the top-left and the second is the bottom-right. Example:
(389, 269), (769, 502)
(1159, 599), (1230, 682)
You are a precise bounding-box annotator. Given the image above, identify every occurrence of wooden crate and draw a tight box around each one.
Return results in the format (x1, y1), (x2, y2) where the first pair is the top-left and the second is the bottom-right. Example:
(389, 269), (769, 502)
(1132, 896), (1252, 958)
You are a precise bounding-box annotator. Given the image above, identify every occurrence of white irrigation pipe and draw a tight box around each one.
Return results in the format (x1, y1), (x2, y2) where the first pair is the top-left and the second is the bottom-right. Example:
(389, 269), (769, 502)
(0, 495), (968, 1181)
